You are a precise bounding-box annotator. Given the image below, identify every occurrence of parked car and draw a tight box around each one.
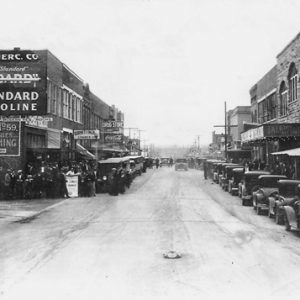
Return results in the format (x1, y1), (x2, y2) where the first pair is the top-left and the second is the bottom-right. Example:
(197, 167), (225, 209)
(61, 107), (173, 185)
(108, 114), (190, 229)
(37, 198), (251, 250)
(282, 184), (300, 231)
(228, 167), (244, 196)
(239, 170), (270, 206)
(97, 157), (131, 193)
(213, 161), (226, 183)
(252, 175), (287, 215)
(222, 164), (244, 191)
(219, 163), (239, 188)
(268, 179), (300, 224)
(127, 155), (145, 176)
(175, 158), (188, 171)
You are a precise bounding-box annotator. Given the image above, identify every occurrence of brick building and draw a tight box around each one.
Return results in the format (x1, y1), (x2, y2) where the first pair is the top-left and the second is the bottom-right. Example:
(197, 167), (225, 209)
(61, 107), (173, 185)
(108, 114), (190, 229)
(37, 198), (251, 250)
(0, 48), (124, 171)
(242, 32), (300, 173)
(227, 106), (251, 149)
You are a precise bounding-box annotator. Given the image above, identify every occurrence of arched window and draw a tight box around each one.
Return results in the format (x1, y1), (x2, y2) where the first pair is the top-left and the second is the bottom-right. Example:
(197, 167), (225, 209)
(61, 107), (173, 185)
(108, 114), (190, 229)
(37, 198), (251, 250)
(279, 81), (287, 116)
(288, 62), (298, 102)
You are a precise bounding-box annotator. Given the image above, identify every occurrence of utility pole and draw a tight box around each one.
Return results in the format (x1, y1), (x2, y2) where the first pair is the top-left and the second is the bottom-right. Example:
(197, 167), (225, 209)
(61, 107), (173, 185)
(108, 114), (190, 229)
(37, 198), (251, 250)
(196, 135), (201, 150)
(213, 101), (237, 160)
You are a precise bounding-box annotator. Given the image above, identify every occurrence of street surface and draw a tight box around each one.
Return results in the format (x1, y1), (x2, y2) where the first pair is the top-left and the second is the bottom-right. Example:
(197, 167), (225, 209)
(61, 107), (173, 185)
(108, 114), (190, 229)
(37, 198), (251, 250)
(2, 167), (300, 300)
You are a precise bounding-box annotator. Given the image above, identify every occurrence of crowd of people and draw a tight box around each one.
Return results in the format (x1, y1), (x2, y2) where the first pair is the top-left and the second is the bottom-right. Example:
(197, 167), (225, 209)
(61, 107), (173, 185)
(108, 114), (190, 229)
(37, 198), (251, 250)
(0, 160), (98, 200)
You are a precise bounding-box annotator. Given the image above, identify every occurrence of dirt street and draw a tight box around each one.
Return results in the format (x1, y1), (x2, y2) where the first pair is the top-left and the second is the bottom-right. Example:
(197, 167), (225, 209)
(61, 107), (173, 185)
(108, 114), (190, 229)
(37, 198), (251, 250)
(2, 167), (300, 300)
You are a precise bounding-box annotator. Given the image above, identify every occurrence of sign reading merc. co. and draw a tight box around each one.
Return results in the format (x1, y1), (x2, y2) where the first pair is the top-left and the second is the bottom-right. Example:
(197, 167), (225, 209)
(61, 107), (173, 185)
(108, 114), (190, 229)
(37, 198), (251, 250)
(0, 50), (47, 116)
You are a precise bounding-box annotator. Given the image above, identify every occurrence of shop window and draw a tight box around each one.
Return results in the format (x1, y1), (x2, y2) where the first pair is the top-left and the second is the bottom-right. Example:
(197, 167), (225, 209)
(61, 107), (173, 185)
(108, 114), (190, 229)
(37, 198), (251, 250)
(279, 81), (288, 116)
(288, 62), (298, 103)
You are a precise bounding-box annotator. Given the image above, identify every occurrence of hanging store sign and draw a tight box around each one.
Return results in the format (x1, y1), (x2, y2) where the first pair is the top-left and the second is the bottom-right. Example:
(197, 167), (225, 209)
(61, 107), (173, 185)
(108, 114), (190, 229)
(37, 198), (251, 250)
(102, 120), (124, 132)
(241, 126), (264, 142)
(264, 123), (300, 137)
(74, 130), (100, 140)
(0, 120), (21, 156)
(25, 116), (53, 128)
(104, 134), (123, 143)
(0, 50), (47, 116)
(241, 123), (300, 143)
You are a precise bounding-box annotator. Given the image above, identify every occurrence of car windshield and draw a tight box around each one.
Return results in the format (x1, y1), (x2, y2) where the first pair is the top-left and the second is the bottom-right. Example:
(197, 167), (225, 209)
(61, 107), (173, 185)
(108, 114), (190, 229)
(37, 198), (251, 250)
(260, 178), (281, 188)
(176, 159), (187, 163)
(279, 184), (297, 197)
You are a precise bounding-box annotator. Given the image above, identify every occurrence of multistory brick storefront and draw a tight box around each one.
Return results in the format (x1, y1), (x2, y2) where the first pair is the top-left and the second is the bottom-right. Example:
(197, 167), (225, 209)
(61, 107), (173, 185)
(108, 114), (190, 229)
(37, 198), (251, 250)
(242, 32), (300, 176)
(0, 48), (124, 173)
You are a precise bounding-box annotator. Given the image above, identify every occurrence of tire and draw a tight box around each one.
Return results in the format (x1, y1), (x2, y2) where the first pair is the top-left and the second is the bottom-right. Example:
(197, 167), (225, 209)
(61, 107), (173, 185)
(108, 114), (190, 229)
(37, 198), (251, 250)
(275, 212), (283, 225)
(242, 199), (247, 206)
(268, 209), (273, 218)
(257, 206), (261, 215)
(285, 215), (291, 231)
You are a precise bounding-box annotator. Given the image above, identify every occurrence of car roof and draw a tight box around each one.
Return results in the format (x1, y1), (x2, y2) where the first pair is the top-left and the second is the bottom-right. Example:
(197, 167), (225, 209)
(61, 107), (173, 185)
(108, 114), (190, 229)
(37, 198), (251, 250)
(225, 164), (243, 169)
(244, 171), (270, 176)
(258, 175), (287, 179)
(232, 167), (244, 172)
(98, 157), (130, 164)
(278, 179), (300, 185)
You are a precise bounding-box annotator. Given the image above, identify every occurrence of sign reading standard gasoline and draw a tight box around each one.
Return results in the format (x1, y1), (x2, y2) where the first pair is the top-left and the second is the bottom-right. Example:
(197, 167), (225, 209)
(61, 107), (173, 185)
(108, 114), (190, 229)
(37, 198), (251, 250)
(0, 50), (47, 116)
(0, 121), (20, 156)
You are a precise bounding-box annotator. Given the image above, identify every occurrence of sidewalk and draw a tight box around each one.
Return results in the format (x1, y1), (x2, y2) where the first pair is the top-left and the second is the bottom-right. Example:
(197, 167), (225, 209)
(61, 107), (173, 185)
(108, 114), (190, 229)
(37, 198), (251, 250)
(0, 198), (67, 224)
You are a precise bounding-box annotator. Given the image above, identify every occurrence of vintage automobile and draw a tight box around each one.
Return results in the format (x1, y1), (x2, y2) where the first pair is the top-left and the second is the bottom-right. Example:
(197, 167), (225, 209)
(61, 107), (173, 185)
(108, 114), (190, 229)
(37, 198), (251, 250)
(160, 157), (169, 167)
(282, 184), (300, 231)
(268, 179), (300, 224)
(126, 155), (145, 176)
(97, 157), (131, 193)
(228, 167), (244, 196)
(218, 163), (238, 188)
(206, 159), (220, 180)
(175, 158), (188, 171)
(238, 170), (270, 206)
(222, 164), (244, 191)
(252, 175), (287, 215)
(213, 161), (226, 183)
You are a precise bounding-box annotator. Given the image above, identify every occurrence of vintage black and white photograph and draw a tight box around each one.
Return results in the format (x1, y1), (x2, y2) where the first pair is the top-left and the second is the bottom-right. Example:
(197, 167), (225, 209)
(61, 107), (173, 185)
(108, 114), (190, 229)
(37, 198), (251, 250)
(1, 0), (300, 299)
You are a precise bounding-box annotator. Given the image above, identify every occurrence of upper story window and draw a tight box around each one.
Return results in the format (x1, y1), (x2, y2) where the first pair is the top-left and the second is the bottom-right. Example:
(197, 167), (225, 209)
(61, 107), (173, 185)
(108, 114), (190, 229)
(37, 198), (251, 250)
(288, 62), (298, 103)
(47, 80), (62, 116)
(279, 81), (288, 116)
(62, 85), (83, 123)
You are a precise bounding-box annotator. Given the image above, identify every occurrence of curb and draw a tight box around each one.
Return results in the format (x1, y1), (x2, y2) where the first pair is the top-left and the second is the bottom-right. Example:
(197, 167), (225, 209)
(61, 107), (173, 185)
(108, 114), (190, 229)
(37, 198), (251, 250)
(14, 198), (69, 223)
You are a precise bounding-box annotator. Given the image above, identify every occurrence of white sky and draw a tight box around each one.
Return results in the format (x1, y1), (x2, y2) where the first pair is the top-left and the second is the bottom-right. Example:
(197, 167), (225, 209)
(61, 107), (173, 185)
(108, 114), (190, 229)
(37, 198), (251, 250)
(1, 0), (300, 146)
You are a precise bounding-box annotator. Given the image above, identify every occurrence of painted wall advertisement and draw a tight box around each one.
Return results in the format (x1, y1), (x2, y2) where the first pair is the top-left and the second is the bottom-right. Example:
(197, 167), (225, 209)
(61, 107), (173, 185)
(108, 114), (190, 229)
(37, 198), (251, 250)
(0, 50), (47, 116)
(0, 120), (21, 156)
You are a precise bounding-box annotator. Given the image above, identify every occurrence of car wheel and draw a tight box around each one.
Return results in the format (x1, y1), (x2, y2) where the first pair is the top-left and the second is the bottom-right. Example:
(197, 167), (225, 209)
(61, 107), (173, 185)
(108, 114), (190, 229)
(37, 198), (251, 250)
(268, 209), (273, 218)
(242, 199), (247, 206)
(284, 215), (291, 231)
(275, 212), (283, 225)
(257, 206), (261, 215)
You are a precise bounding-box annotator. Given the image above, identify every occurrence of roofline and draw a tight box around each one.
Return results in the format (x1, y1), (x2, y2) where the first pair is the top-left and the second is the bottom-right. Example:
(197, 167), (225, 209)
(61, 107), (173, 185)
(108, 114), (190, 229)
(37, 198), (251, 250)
(277, 31), (300, 58)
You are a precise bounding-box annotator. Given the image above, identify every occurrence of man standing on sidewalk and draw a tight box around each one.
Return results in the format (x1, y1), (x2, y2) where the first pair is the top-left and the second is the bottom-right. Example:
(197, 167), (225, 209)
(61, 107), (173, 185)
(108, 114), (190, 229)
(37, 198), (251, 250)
(4, 169), (12, 199)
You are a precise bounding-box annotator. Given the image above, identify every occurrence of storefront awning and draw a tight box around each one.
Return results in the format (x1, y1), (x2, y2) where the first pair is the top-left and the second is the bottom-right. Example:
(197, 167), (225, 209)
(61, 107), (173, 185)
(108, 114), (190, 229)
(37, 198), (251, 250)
(76, 142), (95, 159)
(241, 123), (300, 144)
(271, 148), (300, 157)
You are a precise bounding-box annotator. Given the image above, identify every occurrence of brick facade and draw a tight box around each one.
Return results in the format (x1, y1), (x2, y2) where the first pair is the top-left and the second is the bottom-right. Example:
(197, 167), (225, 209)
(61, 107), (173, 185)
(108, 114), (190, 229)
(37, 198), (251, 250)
(277, 33), (300, 123)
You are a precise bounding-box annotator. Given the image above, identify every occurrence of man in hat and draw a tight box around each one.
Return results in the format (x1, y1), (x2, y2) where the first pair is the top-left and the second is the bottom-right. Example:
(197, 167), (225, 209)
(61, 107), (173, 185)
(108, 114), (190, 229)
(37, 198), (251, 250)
(4, 169), (12, 199)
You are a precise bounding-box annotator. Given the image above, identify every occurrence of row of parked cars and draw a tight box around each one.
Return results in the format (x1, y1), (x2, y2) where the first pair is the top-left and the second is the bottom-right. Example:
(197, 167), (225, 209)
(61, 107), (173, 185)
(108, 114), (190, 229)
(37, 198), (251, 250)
(206, 160), (300, 233)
